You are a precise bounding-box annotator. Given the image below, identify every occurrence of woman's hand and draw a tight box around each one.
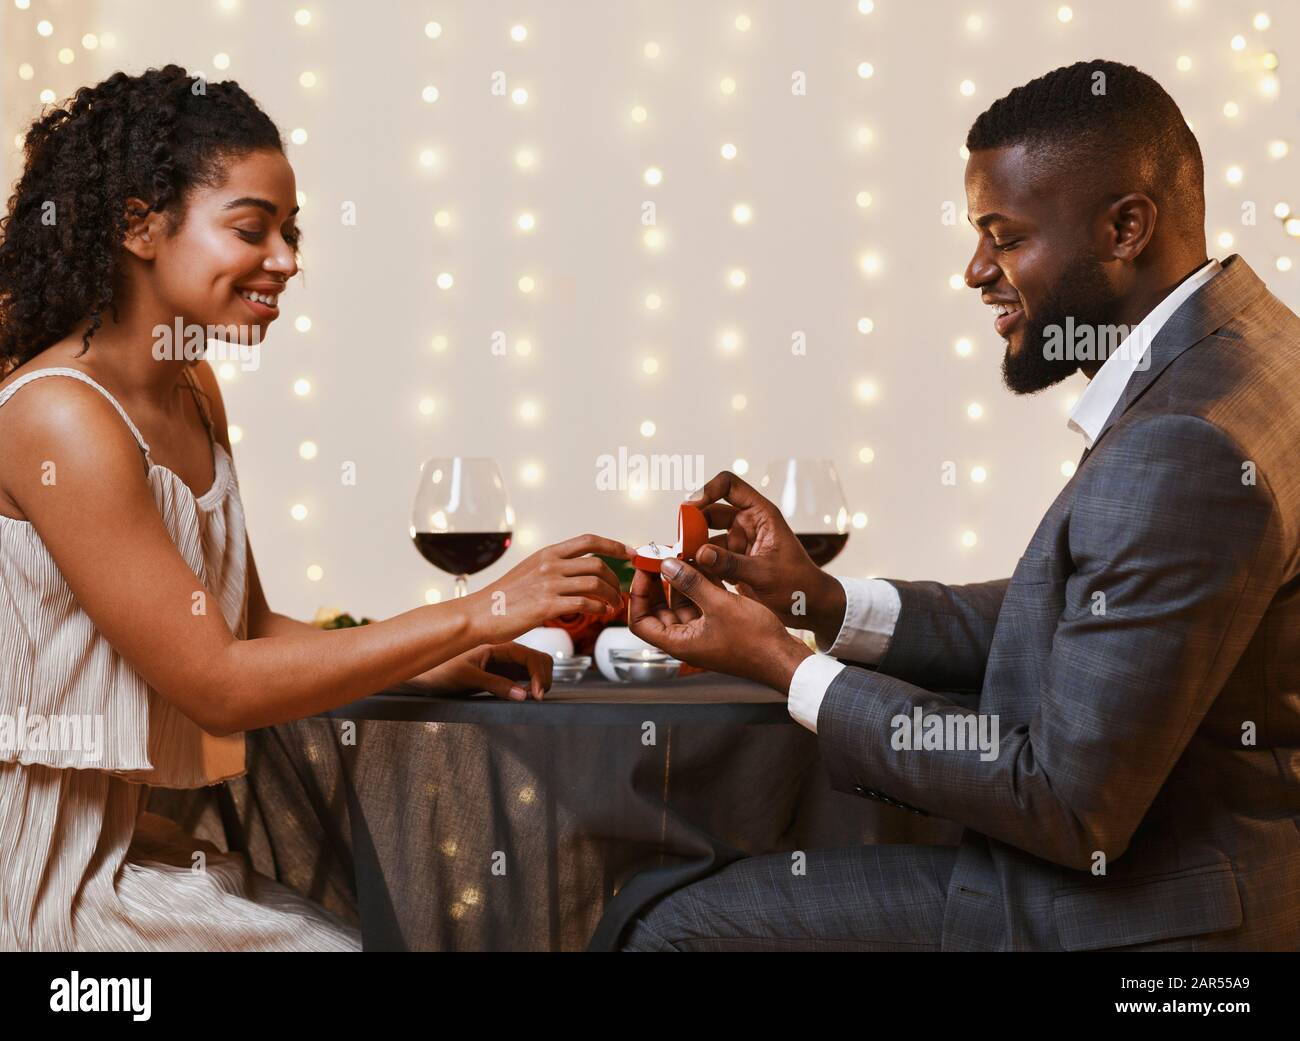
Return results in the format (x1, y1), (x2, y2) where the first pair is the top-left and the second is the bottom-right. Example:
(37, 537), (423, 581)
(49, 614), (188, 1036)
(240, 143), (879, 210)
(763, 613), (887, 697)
(469, 533), (632, 644)
(413, 641), (554, 701)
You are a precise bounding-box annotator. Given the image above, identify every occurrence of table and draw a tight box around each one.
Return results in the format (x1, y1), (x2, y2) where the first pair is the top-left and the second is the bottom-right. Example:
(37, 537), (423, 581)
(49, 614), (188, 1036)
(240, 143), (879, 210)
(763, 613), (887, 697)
(150, 674), (962, 951)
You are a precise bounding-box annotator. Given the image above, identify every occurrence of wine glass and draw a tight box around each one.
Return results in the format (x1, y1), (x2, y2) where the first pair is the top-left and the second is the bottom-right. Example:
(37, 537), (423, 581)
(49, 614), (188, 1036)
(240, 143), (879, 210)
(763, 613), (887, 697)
(410, 457), (514, 598)
(759, 459), (850, 567)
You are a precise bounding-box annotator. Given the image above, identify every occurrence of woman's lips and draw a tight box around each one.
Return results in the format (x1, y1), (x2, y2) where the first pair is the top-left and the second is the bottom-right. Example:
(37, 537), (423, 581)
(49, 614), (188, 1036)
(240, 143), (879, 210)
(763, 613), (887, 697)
(238, 293), (279, 320)
(994, 306), (1024, 337)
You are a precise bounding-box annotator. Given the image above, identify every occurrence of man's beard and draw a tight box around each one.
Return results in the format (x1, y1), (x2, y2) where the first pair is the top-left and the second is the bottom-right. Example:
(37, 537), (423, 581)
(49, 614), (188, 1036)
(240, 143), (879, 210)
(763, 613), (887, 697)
(1001, 254), (1122, 395)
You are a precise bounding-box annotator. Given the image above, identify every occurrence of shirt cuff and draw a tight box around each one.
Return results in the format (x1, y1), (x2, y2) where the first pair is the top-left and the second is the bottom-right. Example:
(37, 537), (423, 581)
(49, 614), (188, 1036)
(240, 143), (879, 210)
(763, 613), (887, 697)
(817, 577), (901, 665)
(787, 653), (847, 734)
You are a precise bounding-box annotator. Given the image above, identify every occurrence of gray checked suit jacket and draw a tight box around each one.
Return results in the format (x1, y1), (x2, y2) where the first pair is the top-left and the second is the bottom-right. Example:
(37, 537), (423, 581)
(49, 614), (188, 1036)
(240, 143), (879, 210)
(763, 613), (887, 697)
(818, 254), (1300, 951)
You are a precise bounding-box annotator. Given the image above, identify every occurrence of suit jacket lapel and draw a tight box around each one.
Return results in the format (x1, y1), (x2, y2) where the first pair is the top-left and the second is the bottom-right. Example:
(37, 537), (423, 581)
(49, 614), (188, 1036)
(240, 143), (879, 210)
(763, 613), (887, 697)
(1083, 254), (1268, 459)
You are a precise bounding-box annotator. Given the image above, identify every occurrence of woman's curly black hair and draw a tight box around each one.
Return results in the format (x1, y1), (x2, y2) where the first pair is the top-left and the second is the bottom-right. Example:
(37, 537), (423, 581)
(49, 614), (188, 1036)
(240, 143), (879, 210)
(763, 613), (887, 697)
(0, 64), (283, 375)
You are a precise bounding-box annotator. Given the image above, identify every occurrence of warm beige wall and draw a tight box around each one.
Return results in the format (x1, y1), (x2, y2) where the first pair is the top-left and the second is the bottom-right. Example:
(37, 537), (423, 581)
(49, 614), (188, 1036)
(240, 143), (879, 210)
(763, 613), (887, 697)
(2, 0), (1297, 622)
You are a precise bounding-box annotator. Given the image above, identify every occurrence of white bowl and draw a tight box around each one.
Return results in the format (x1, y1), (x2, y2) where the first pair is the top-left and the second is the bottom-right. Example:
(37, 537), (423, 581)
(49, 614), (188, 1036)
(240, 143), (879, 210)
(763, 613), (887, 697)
(514, 627), (574, 658)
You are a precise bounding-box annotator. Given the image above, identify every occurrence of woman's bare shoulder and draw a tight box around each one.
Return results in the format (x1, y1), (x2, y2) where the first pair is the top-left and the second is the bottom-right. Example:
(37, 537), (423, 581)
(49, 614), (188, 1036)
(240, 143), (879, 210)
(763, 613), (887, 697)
(0, 362), (147, 521)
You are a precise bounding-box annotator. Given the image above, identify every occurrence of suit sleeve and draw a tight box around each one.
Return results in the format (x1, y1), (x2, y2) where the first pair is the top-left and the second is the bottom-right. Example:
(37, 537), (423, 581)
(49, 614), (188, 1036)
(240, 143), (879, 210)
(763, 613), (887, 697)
(868, 577), (1010, 693)
(816, 414), (1286, 869)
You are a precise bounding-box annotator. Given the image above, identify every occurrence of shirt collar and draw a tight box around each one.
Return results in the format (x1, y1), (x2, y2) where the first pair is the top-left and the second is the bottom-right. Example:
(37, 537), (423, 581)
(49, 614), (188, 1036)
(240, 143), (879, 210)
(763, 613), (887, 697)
(1067, 258), (1222, 447)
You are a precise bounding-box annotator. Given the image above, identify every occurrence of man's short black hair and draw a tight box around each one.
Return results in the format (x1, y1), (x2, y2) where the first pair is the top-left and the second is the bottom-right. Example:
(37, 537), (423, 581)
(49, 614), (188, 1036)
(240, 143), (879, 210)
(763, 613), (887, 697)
(966, 60), (1205, 239)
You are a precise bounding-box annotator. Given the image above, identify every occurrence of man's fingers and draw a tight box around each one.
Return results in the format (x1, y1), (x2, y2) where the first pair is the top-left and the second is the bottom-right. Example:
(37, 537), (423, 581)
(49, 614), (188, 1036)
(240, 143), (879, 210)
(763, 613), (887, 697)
(686, 470), (765, 511)
(651, 604), (680, 627)
(660, 559), (727, 610)
(631, 570), (684, 643)
(629, 608), (671, 647)
(669, 600), (702, 625)
(629, 569), (667, 616)
(693, 542), (758, 584)
(700, 504), (738, 529)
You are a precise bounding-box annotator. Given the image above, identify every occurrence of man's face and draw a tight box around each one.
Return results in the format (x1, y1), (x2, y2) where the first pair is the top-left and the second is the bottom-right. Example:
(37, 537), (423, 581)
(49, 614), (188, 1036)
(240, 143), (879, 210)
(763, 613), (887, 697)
(963, 144), (1124, 394)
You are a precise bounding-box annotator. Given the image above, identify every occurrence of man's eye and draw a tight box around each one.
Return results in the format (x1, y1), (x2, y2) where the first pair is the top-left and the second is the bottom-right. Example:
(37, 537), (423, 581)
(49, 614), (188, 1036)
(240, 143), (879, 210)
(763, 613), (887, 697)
(995, 239), (1020, 252)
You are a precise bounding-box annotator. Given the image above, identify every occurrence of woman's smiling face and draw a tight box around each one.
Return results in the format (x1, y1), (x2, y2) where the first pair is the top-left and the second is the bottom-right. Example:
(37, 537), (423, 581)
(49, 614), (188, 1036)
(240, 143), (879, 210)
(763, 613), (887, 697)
(141, 147), (299, 337)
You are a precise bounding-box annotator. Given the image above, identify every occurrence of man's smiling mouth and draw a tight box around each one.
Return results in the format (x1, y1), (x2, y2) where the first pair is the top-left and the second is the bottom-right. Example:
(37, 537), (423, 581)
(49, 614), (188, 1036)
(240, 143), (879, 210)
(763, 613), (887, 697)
(989, 300), (1024, 337)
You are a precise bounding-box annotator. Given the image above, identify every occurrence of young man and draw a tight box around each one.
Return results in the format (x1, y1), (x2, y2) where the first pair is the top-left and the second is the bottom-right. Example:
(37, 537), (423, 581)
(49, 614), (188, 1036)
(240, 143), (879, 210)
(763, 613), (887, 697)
(622, 60), (1300, 952)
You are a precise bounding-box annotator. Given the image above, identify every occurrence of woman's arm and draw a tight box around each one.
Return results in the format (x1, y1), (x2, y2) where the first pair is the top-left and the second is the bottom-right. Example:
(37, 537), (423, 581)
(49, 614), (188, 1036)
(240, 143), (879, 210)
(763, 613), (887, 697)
(199, 361), (617, 704)
(0, 375), (624, 736)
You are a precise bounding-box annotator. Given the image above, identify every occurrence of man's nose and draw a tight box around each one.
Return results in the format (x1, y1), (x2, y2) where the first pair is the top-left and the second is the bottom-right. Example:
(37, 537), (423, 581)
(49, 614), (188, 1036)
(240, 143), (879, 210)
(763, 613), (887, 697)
(965, 245), (999, 290)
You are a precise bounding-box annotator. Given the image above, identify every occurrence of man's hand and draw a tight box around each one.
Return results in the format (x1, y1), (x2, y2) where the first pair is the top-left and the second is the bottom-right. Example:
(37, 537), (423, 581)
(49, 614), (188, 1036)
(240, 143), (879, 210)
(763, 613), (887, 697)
(686, 471), (848, 647)
(628, 559), (813, 693)
(412, 641), (554, 701)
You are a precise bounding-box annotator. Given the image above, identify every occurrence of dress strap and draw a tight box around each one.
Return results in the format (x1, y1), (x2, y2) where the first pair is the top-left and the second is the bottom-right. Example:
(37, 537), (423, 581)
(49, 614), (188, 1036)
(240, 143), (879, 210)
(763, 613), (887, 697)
(0, 367), (153, 466)
(181, 364), (216, 444)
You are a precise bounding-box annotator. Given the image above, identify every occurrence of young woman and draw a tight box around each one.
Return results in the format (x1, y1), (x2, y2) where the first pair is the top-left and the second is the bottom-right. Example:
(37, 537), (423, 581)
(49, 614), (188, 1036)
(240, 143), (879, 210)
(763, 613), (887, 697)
(0, 66), (629, 951)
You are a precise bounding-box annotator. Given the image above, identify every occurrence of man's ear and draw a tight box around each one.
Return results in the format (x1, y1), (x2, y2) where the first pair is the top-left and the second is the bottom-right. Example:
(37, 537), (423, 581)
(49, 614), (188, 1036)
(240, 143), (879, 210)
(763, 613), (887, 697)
(121, 197), (165, 260)
(1106, 192), (1158, 262)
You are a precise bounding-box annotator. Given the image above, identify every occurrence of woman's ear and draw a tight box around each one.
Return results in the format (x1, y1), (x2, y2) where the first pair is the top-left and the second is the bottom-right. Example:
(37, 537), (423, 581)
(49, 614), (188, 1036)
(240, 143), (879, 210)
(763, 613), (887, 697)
(121, 197), (164, 260)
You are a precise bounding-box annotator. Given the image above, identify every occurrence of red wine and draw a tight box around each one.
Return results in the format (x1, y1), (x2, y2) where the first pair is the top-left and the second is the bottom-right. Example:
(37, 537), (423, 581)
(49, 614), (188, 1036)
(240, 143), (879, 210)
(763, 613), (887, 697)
(796, 532), (849, 567)
(413, 532), (512, 574)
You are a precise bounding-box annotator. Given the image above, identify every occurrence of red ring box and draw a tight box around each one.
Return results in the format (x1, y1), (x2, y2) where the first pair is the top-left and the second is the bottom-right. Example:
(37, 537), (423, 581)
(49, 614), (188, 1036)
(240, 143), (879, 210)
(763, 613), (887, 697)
(632, 503), (708, 606)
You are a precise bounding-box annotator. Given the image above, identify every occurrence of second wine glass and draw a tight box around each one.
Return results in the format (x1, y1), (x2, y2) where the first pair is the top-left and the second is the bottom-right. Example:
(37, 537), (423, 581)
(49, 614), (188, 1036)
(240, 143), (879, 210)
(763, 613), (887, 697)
(759, 458), (850, 567)
(410, 457), (514, 598)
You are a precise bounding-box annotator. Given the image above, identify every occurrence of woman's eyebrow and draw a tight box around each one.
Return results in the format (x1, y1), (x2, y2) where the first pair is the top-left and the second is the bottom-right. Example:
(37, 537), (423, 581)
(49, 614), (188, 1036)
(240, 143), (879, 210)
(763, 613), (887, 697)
(223, 196), (300, 217)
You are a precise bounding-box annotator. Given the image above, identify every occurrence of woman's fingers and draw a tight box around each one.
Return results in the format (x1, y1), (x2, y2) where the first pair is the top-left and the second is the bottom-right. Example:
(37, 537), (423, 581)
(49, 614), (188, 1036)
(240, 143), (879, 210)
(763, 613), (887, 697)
(557, 596), (608, 616)
(546, 576), (620, 613)
(490, 642), (553, 699)
(558, 556), (624, 598)
(470, 666), (530, 701)
(457, 643), (554, 702)
(549, 533), (631, 560)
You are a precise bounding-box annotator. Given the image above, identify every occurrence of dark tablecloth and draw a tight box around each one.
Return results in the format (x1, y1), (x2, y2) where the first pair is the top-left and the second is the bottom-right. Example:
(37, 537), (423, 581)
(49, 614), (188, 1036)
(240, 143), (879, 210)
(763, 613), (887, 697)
(150, 674), (961, 950)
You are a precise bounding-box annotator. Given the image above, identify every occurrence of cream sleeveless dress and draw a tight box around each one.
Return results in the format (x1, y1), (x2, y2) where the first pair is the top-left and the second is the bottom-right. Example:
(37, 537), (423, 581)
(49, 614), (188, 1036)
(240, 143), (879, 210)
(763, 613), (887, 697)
(0, 367), (360, 951)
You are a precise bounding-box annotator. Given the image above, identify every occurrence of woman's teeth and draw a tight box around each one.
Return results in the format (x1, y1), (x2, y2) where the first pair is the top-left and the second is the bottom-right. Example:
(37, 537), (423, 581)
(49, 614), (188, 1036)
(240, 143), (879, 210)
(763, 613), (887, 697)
(240, 290), (279, 307)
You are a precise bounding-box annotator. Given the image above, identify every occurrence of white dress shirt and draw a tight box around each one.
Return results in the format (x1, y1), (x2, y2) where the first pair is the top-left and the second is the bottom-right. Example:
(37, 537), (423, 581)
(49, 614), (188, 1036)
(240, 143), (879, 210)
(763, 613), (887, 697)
(1067, 259), (1220, 447)
(786, 258), (1223, 733)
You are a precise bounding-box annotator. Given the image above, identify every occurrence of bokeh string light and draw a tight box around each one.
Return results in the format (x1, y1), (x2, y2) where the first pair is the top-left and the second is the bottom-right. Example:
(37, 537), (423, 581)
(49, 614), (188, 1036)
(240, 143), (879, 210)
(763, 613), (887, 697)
(0, 0), (1293, 614)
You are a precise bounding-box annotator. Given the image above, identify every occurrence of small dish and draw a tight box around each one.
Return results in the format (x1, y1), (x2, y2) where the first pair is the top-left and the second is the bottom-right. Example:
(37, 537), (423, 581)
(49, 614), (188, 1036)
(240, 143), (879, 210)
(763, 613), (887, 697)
(550, 654), (592, 684)
(609, 647), (682, 683)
